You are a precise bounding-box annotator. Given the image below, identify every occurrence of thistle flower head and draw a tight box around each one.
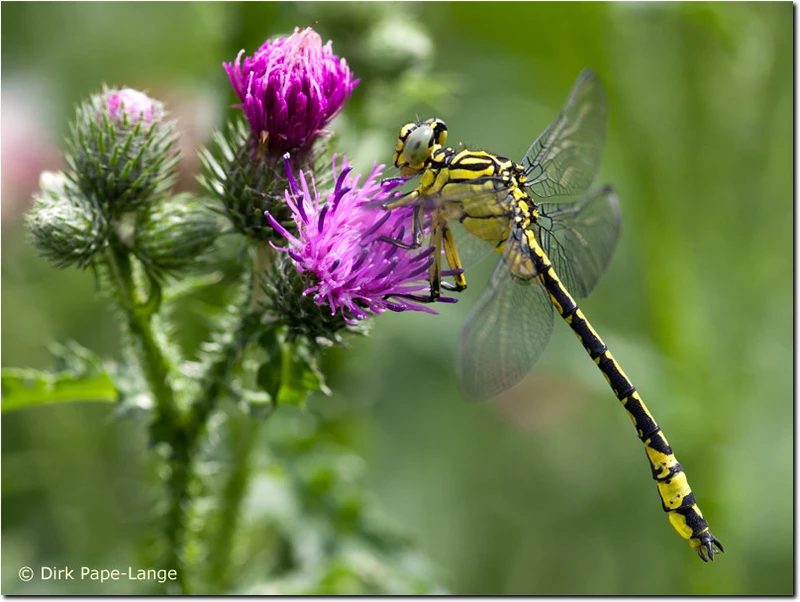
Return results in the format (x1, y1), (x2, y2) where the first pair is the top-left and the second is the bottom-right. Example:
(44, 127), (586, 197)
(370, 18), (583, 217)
(224, 26), (358, 161)
(266, 155), (451, 324)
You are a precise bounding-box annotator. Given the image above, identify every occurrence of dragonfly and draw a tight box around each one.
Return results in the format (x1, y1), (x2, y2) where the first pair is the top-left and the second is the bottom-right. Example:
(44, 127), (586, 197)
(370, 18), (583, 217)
(381, 69), (723, 561)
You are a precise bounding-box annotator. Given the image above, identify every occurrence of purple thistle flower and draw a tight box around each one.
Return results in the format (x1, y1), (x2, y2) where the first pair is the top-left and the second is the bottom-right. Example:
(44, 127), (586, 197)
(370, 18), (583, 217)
(266, 155), (453, 324)
(224, 26), (358, 160)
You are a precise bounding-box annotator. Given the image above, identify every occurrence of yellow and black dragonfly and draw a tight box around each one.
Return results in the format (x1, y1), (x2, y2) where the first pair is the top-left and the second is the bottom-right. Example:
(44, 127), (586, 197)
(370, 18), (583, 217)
(382, 69), (723, 561)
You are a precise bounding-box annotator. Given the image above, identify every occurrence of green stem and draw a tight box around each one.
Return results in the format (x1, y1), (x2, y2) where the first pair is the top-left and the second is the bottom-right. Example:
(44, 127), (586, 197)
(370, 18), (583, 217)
(164, 307), (261, 594)
(206, 407), (273, 592)
(164, 434), (190, 594)
(185, 313), (260, 444)
(163, 241), (275, 593)
(104, 247), (185, 591)
(248, 242), (273, 312)
(105, 247), (179, 433)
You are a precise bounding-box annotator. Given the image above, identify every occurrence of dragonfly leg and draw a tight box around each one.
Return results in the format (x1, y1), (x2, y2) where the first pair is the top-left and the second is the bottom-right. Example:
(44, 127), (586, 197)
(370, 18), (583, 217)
(378, 205), (423, 249)
(380, 175), (408, 189)
(389, 292), (458, 304)
(426, 215), (445, 299)
(381, 188), (419, 211)
(388, 223), (455, 304)
(442, 221), (468, 291)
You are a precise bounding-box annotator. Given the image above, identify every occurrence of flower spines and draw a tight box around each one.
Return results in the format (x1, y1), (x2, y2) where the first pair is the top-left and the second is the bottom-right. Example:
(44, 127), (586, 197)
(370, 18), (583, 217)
(199, 118), (286, 240)
(260, 253), (365, 346)
(199, 119), (336, 242)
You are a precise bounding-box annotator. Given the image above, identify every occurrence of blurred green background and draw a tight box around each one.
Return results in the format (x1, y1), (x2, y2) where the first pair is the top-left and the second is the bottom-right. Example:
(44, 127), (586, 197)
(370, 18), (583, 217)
(1, 1), (792, 595)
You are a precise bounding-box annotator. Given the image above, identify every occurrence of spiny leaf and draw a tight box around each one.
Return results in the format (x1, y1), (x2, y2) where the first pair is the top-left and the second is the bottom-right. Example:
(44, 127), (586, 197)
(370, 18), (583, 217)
(1, 367), (118, 413)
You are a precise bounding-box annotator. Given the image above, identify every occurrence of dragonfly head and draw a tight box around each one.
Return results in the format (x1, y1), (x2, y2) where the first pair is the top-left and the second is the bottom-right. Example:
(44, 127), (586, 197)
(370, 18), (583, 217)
(393, 118), (447, 177)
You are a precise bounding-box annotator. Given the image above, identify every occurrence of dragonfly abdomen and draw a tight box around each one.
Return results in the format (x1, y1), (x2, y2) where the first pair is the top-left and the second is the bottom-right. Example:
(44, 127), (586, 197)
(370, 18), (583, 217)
(527, 235), (723, 561)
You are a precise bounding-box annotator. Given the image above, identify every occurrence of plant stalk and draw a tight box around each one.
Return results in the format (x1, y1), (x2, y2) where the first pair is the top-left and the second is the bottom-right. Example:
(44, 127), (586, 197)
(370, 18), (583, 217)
(104, 246), (186, 591)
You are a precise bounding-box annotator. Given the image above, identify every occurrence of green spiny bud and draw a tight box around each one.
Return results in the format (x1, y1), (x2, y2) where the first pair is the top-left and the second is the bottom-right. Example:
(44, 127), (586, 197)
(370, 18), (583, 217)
(198, 118), (334, 242)
(198, 118), (284, 241)
(26, 171), (109, 269)
(66, 87), (179, 215)
(133, 194), (219, 275)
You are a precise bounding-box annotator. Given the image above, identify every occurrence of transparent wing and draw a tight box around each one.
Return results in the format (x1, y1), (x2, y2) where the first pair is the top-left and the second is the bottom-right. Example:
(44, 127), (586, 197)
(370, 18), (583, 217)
(413, 177), (518, 270)
(522, 69), (607, 199)
(412, 175), (516, 222)
(535, 186), (621, 298)
(452, 176), (515, 216)
(458, 237), (554, 401)
(447, 219), (500, 270)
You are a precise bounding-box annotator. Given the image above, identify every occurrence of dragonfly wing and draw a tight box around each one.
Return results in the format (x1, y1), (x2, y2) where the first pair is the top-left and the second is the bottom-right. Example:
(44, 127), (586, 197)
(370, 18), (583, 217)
(458, 239), (554, 401)
(536, 186), (621, 298)
(522, 69), (607, 199)
(447, 219), (500, 270)
(417, 178), (517, 270)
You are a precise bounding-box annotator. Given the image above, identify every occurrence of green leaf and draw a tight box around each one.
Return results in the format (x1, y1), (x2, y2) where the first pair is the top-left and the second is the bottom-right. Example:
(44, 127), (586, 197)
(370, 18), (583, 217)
(1, 367), (118, 413)
(256, 335), (329, 407)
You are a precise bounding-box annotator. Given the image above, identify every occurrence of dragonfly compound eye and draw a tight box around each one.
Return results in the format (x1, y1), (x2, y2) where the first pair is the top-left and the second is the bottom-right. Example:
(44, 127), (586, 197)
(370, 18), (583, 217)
(426, 118), (448, 147)
(404, 124), (435, 166)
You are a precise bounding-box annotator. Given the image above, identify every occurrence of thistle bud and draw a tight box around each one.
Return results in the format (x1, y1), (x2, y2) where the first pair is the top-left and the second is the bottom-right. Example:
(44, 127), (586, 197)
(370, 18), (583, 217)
(364, 18), (433, 75)
(26, 171), (108, 269)
(198, 120), (334, 242)
(133, 194), (219, 275)
(66, 87), (179, 214)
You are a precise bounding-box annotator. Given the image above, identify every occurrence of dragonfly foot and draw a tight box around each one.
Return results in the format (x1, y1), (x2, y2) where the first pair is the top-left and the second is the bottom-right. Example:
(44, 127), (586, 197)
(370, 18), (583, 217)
(441, 281), (467, 292)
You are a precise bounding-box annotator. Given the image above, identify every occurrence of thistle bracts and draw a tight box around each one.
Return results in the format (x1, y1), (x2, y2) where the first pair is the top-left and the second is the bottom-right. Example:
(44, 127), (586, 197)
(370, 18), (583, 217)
(198, 118), (284, 241)
(66, 87), (179, 215)
(134, 194), (219, 276)
(26, 171), (108, 269)
(260, 252), (366, 346)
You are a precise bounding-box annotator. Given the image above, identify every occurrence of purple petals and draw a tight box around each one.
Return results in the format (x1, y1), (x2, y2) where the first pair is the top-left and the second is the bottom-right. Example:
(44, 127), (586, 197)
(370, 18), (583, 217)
(223, 27), (358, 159)
(266, 155), (445, 322)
